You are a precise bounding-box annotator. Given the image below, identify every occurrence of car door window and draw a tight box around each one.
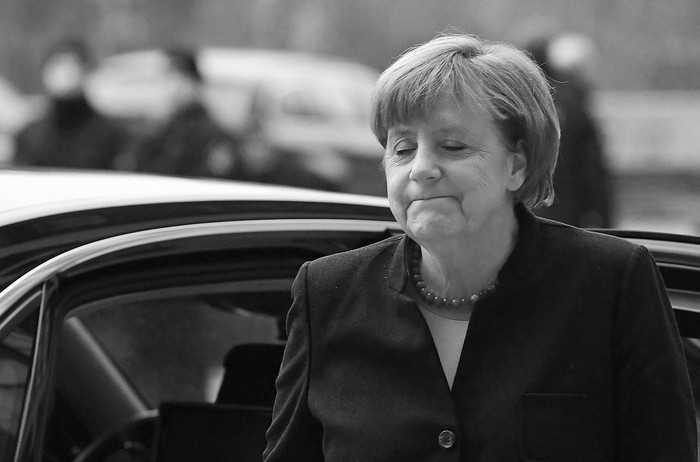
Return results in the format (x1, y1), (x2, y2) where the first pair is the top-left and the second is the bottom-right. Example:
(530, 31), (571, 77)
(76, 285), (287, 406)
(0, 301), (39, 462)
(45, 279), (292, 461)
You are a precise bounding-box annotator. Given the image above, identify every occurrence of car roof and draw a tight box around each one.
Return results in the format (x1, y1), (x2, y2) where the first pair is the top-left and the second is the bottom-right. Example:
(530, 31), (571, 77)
(0, 168), (389, 227)
(0, 169), (394, 293)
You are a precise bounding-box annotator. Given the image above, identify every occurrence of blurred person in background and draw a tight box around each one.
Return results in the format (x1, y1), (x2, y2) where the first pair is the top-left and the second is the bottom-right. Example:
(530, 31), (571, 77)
(128, 48), (251, 180)
(527, 33), (614, 228)
(13, 39), (130, 170)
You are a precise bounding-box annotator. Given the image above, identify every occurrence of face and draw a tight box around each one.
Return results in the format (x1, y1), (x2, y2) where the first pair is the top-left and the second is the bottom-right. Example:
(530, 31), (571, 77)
(384, 97), (526, 245)
(42, 52), (86, 98)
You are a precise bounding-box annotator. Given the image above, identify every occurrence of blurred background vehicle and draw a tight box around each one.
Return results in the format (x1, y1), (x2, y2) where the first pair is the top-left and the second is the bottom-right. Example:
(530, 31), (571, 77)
(85, 47), (386, 195)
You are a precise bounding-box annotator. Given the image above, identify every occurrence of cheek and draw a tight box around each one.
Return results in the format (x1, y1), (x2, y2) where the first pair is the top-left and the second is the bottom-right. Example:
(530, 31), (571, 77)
(470, 169), (493, 192)
(475, 159), (510, 192)
(383, 162), (403, 193)
(384, 167), (408, 221)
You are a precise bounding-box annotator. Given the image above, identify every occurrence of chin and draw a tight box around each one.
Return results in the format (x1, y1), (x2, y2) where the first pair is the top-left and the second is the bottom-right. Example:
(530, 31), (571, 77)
(408, 221), (464, 243)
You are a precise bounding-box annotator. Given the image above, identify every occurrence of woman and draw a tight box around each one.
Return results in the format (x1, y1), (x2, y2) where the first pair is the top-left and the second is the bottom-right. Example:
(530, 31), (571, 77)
(264, 33), (696, 461)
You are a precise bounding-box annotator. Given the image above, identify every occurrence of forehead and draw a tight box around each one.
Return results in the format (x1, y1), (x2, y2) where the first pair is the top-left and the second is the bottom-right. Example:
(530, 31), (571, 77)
(392, 87), (492, 120)
(388, 95), (495, 133)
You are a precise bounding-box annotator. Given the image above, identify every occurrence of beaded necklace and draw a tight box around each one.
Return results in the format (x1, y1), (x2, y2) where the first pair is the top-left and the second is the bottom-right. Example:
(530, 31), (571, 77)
(410, 244), (498, 307)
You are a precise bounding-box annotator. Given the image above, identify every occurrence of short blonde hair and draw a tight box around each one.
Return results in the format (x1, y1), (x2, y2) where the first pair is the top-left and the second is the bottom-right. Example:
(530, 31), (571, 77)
(370, 33), (560, 208)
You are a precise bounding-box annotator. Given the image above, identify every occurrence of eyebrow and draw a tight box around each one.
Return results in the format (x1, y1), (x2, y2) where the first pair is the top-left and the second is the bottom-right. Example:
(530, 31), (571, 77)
(386, 126), (414, 141)
(387, 118), (486, 142)
(390, 127), (478, 140)
(434, 126), (475, 137)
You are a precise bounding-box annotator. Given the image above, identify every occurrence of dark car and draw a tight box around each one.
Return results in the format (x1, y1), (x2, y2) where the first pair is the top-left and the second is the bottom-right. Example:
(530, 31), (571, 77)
(1, 168), (699, 461)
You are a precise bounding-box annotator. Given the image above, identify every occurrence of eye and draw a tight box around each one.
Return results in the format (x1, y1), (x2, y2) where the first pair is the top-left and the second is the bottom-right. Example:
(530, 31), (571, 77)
(441, 140), (468, 152)
(442, 145), (465, 152)
(392, 140), (416, 157)
(396, 147), (415, 156)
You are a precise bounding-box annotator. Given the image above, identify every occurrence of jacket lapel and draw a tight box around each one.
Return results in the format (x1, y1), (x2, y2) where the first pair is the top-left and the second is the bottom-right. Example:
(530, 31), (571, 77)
(385, 235), (456, 393)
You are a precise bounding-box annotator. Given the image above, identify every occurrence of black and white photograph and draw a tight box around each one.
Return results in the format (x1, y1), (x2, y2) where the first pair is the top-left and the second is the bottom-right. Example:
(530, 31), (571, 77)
(1, 1), (700, 461)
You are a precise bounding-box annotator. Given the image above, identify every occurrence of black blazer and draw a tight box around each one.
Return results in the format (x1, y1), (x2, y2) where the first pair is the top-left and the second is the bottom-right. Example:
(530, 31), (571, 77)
(264, 205), (697, 461)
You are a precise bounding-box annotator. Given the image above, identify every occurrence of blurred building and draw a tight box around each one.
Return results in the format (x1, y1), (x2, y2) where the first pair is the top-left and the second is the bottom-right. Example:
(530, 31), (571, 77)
(3, 0), (700, 93)
(2, 0), (700, 232)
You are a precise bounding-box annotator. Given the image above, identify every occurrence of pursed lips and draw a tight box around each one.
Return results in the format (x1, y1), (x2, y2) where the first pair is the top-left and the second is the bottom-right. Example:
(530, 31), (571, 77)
(411, 195), (453, 202)
(408, 196), (459, 211)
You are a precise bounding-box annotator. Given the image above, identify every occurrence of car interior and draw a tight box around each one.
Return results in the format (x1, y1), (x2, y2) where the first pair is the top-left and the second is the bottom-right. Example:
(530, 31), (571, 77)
(39, 229), (392, 462)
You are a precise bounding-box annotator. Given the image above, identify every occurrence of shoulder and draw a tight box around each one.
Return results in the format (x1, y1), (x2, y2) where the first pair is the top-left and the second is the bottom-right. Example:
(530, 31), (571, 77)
(294, 234), (405, 311)
(308, 234), (403, 274)
(311, 234), (404, 269)
(538, 217), (647, 270)
(526, 218), (664, 314)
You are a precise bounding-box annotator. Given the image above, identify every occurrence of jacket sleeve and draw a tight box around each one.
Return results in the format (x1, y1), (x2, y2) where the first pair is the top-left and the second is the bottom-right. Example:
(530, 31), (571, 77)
(613, 246), (697, 461)
(264, 262), (324, 461)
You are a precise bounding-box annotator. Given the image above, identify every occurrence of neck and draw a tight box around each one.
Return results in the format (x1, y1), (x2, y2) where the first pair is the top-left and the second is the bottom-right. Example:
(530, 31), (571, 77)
(418, 207), (518, 299)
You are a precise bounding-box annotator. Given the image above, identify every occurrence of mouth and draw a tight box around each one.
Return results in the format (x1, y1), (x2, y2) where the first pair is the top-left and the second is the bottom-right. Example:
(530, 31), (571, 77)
(408, 196), (458, 211)
(412, 195), (451, 202)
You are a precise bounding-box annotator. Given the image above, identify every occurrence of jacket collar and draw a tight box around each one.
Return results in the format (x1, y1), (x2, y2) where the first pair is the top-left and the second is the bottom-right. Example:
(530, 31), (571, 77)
(388, 202), (543, 294)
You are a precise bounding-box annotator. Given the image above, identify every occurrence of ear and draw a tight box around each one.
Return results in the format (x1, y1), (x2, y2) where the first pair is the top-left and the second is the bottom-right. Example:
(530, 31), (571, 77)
(506, 139), (527, 192)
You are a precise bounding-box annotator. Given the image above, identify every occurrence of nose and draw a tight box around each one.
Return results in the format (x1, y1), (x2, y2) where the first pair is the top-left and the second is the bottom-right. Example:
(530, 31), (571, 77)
(408, 144), (441, 183)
